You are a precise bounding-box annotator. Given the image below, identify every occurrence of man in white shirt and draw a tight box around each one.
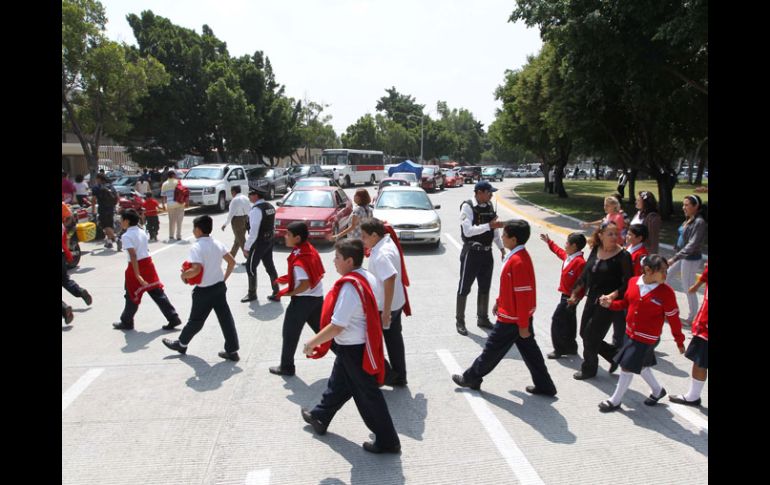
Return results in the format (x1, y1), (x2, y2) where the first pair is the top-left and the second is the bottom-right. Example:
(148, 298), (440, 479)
(360, 218), (409, 387)
(163, 215), (240, 361)
(221, 185), (252, 262)
(161, 171), (184, 241)
(135, 177), (150, 197)
(113, 209), (181, 331)
(241, 186), (279, 302)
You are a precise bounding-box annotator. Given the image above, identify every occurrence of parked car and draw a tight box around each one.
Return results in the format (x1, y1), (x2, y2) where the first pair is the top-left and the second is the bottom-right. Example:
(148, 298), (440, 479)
(113, 175), (140, 196)
(274, 186), (352, 241)
(391, 172), (420, 187)
(420, 165), (444, 192)
(443, 169), (464, 188)
(374, 177), (411, 202)
(503, 168), (516, 178)
(181, 164), (249, 211)
(287, 164), (327, 187)
(246, 166), (291, 200)
(292, 177), (336, 189)
(373, 186), (442, 248)
(459, 166), (482, 183)
(481, 167), (504, 182)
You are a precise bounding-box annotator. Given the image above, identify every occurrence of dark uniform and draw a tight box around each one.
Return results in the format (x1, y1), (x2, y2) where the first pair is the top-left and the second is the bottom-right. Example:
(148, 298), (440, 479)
(456, 188), (503, 335)
(244, 194), (279, 300)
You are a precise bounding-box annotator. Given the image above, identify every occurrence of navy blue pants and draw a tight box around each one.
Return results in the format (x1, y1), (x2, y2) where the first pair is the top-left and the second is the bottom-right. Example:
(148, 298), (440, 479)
(62, 253), (84, 298)
(280, 296), (322, 371)
(247, 241), (279, 296)
(179, 282), (239, 353)
(550, 294), (579, 355)
(579, 298), (619, 376)
(457, 246), (493, 296)
(310, 343), (400, 449)
(463, 318), (557, 394)
(120, 285), (179, 327)
(383, 307), (407, 382)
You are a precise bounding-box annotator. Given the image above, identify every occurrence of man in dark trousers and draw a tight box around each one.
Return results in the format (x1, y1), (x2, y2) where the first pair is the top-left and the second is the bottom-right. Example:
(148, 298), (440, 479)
(456, 180), (505, 335)
(241, 186), (280, 302)
(453, 220), (557, 396)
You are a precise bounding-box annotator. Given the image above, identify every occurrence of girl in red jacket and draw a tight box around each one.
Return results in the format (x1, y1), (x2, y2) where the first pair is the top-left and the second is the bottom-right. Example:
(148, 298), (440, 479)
(670, 260), (708, 406)
(597, 255), (686, 412)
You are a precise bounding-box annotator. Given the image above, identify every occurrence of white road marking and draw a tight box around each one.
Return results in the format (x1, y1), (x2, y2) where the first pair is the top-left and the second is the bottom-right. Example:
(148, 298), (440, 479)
(436, 349), (545, 485)
(62, 368), (104, 412)
(668, 403), (708, 433)
(245, 468), (271, 485)
(444, 233), (463, 251)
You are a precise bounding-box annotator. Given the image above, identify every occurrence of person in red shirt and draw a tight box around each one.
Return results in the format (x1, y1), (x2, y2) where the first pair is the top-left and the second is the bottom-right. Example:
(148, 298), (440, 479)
(142, 192), (161, 241)
(670, 260), (708, 406)
(540, 232), (586, 359)
(453, 220), (557, 396)
(596, 255), (686, 412)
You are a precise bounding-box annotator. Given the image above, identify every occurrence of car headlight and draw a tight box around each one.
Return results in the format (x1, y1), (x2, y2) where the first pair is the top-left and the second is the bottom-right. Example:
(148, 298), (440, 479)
(310, 220), (326, 227)
(203, 187), (216, 194)
(420, 221), (440, 229)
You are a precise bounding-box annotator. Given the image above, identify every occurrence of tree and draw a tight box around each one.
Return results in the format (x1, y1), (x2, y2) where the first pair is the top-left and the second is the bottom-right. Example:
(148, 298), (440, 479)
(296, 101), (339, 163)
(341, 114), (380, 150)
(375, 87), (424, 125)
(62, 0), (168, 178)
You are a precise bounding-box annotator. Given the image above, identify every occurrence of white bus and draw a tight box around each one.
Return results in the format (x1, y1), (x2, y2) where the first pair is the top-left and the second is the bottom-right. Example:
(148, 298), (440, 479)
(320, 149), (384, 187)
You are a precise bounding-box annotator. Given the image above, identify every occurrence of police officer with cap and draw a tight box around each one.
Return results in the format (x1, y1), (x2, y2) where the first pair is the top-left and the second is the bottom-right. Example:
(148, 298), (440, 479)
(456, 180), (505, 335)
(241, 184), (280, 302)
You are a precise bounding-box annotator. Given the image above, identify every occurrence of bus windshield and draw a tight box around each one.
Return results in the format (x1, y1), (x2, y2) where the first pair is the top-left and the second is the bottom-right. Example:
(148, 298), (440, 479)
(321, 153), (348, 165)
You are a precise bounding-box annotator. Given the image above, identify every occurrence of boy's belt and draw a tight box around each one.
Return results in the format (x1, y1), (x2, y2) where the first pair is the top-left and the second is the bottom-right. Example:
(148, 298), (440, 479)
(465, 242), (491, 251)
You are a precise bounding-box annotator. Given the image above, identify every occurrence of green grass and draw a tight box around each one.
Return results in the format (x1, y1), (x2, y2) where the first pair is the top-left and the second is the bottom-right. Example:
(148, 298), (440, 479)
(514, 180), (708, 253)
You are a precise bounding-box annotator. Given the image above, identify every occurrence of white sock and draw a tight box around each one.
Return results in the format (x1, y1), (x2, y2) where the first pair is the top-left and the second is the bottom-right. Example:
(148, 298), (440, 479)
(685, 378), (705, 401)
(640, 367), (662, 396)
(179, 341), (188, 348)
(609, 370), (634, 405)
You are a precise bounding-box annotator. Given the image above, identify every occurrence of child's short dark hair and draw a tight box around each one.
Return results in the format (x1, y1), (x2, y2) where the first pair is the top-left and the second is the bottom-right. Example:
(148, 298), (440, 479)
(628, 223), (648, 241)
(641, 254), (667, 273)
(567, 232), (587, 251)
(503, 219), (530, 245)
(121, 209), (140, 226)
(335, 239), (364, 267)
(287, 221), (309, 242)
(145, 192), (154, 198)
(231, 185), (241, 194)
(193, 215), (213, 235)
(360, 218), (386, 238)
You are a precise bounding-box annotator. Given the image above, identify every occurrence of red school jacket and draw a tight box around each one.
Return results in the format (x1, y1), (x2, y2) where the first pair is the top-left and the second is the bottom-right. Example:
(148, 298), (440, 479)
(496, 247), (536, 328)
(628, 244), (649, 277)
(609, 276), (685, 347)
(546, 239), (585, 295)
(691, 262), (708, 340)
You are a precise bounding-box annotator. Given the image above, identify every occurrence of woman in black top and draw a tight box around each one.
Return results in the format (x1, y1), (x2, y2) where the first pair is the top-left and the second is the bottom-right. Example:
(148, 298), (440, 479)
(569, 222), (633, 380)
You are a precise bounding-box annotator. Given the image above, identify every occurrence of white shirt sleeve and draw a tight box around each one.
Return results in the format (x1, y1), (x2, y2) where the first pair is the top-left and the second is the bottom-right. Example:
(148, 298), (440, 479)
(245, 205), (263, 251)
(225, 198), (237, 226)
(493, 228), (503, 250)
(293, 266), (309, 282)
(189, 244), (203, 264)
(330, 283), (357, 328)
(460, 202), (492, 238)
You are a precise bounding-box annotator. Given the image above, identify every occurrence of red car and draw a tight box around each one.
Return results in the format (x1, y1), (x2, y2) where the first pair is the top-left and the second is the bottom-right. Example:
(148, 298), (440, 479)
(443, 169), (464, 188)
(274, 186), (353, 241)
(420, 165), (444, 192)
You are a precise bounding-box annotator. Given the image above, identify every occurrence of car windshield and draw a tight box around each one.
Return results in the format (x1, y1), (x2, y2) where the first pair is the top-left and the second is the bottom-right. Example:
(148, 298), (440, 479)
(288, 166), (309, 175)
(114, 177), (135, 186)
(381, 180), (408, 188)
(184, 167), (225, 180)
(423, 168), (435, 175)
(283, 190), (334, 208)
(375, 190), (433, 210)
(295, 179), (329, 187)
(392, 172), (417, 183)
(482, 168), (498, 174)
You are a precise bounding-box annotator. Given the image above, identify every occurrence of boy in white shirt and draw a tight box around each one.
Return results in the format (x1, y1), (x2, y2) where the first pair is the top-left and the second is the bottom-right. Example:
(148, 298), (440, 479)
(163, 215), (240, 361)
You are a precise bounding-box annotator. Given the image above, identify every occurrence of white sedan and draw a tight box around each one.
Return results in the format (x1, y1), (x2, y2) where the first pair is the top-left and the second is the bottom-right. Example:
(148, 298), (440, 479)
(373, 186), (441, 248)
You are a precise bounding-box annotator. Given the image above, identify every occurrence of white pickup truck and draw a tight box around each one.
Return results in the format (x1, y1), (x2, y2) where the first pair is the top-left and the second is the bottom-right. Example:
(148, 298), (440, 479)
(179, 163), (249, 212)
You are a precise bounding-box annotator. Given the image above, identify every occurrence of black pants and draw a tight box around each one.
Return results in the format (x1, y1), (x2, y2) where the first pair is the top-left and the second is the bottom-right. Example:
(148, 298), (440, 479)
(457, 245), (493, 296)
(280, 296), (323, 370)
(179, 282), (239, 353)
(579, 298), (619, 375)
(611, 309), (627, 348)
(551, 294), (579, 355)
(247, 240), (279, 296)
(120, 285), (180, 327)
(145, 216), (159, 238)
(383, 307), (407, 382)
(310, 343), (400, 449)
(463, 318), (556, 394)
(62, 253), (84, 298)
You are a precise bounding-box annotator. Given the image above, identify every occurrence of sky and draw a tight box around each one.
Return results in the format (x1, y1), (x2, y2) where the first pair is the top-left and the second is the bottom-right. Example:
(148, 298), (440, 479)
(98, 0), (543, 137)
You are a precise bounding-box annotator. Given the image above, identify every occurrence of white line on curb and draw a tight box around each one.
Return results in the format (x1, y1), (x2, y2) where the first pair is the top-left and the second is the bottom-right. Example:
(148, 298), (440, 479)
(436, 349), (545, 485)
(62, 368), (104, 412)
(245, 468), (271, 485)
(668, 403), (708, 433)
(444, 233), (463, 251)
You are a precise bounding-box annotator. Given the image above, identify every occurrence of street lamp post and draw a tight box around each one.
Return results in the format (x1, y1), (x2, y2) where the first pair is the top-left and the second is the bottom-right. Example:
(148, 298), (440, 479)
(406, 114), (424, 163)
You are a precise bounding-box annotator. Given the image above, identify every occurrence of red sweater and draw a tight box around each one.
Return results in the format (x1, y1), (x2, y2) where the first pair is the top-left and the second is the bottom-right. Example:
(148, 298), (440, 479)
(609, 276), (685, 346)
(496, 247), (537, 328)
(274, 241), (325, 298)
(143, 198), (160, 217)
(691, 262), (708, 340)
(628, 244), (649, 276)
(546, 239), (585, 295)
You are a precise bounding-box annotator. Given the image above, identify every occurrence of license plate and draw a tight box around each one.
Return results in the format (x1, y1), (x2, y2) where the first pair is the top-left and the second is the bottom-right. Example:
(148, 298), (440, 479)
(399, 231), (414, 240)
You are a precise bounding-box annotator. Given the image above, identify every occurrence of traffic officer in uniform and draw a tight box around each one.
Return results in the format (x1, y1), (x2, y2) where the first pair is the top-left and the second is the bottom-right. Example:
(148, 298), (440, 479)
(241, 185), (280, 302)
(456, 180), (505, 335)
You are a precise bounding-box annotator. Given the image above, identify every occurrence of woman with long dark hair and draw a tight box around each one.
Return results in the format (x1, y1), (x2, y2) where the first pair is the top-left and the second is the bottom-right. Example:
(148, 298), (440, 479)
(667, 194), (708, 321)
(629, 191), (662, 254)
(568, 221), (633, 380)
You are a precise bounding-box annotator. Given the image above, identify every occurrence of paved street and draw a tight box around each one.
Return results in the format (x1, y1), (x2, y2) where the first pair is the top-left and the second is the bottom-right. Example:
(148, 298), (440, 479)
(62, 178), (707, 485)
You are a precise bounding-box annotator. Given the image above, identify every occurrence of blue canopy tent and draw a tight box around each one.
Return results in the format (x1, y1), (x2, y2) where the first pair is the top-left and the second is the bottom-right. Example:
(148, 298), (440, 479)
(387, 160), (423, 179)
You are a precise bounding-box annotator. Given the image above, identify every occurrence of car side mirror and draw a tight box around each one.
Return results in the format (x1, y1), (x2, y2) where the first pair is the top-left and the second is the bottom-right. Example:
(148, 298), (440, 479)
(276, 201), (283, 206)
(434, 204), (441, 209)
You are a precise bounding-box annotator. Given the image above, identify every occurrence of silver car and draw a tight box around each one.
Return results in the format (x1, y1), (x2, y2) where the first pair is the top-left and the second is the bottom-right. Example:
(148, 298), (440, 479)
(373, 186), (441, 248)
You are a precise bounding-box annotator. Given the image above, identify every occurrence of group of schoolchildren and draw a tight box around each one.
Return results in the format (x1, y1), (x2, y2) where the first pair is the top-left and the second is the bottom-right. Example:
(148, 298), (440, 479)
(63, 199), (708, 455)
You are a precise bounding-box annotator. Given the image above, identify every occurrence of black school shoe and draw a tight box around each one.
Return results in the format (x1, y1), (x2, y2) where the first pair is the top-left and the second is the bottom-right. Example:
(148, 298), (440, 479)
(162, 338), (187, 355)
(362, 440), (401, 454)
(573, 371), (596, 380)
(162, 318), (182, 331)
(218, 350), (240, 361)
(669, 394), (702, 407)
(268, 366), (295, 376)
(240, 294), (257, 303)
(525, 385), (557, 397)
(63, 305), (74, 325)
(301, 408), (327, 435)
(81, 289), (93, 306)
(112, 321), (134, 330)
(598, 400), (622, 412)
(452, 374), (481, 390)
(644, 388), (667, 406)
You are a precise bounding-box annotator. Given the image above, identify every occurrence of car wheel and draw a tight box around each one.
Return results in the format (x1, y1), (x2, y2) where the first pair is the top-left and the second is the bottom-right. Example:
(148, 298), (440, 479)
(268, 186), (275, 200)
(217, 192), (227, 212)
(345, 175), (352, 188)
(431, 239), (440, 249)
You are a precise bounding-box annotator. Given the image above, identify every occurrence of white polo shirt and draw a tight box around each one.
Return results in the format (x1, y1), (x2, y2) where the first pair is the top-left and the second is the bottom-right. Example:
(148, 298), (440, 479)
(332, 268), (380, 345)
(367, 234), (405, 311)
(121, 226), (150, 261)
(189, 236), (229, 288)
(293, 266), (324, 297)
